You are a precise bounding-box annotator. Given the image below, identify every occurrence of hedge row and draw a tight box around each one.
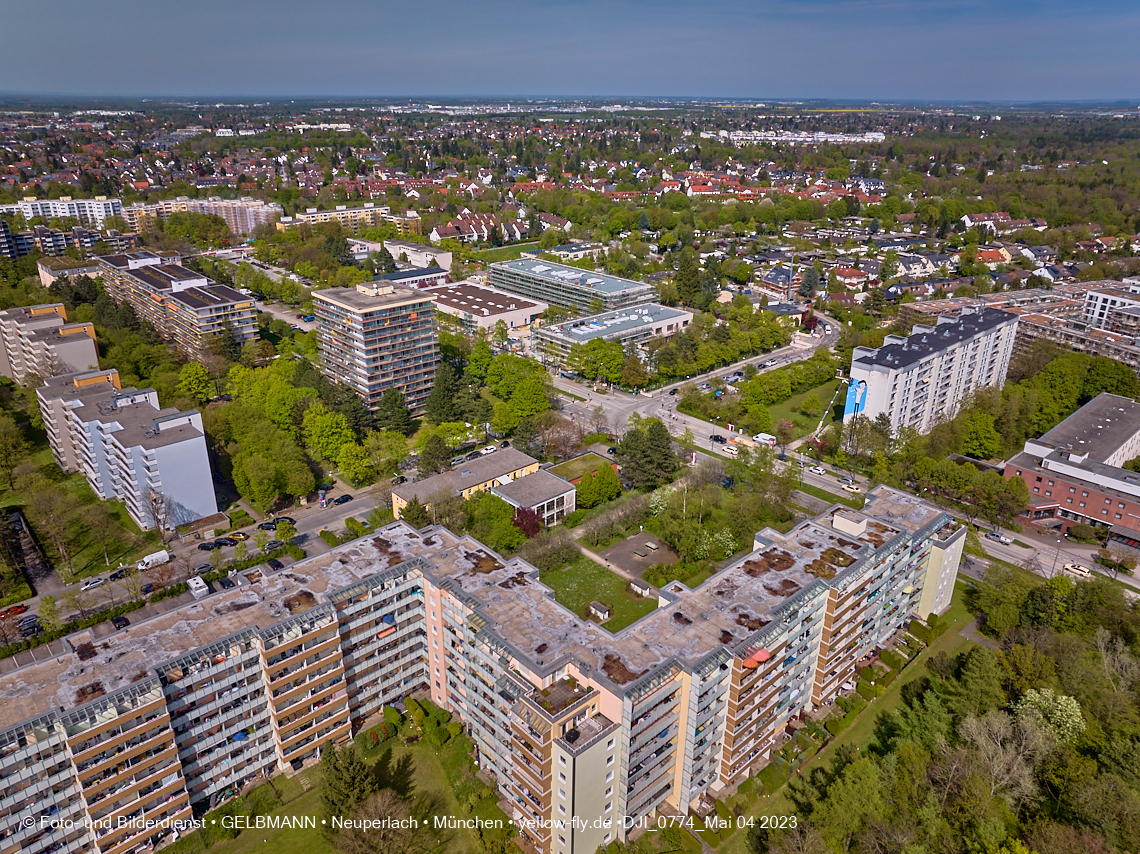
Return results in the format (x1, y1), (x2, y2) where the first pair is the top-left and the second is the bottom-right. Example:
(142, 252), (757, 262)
(880, 649), (906, 670)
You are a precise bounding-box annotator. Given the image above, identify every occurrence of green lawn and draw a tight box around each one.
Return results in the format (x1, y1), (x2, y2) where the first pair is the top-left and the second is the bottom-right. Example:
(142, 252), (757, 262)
(474, 241), (539, 262)
(540, 555), (658, 631)
(549, 452), (612, 482)
(795, 482), (863, 511)
(767, 378), (844, 440)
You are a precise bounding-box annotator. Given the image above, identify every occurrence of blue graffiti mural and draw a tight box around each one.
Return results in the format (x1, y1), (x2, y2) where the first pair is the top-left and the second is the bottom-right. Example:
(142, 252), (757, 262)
(843, 379), (868, 420)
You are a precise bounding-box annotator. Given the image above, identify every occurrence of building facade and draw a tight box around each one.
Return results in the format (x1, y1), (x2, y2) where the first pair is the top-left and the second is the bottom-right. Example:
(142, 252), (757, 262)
(535, 303), (694, 365)
(36, 370), (218, 531)
(121, 197), (283, 236)
(489, 259), (654, 311)
(98, 252), (257, 361)
(845, 308), (1018, 434)
(490, 469), (577, 527)
(391, 448), (541, 518)
(313, 281), (439, 416)
(425, 281), (547, 337)
(277, 204), (421, 235)
(0, 304), (99, 384)
(0, 487), (960, 854)
(0, 196), (123, 228)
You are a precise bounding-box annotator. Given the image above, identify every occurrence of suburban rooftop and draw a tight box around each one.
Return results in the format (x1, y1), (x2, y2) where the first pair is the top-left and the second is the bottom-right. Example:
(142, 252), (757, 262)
(492, 257), (653, 296)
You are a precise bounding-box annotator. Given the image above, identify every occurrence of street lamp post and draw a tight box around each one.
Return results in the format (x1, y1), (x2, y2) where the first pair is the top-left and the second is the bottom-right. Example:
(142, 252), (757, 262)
(1050, 538), (1063, 577)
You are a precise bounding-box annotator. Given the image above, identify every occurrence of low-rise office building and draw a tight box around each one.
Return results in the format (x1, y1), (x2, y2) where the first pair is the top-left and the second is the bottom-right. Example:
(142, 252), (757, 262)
(312, 281), (439, 416)
(845, 307), (1018, 434)
(374, 267), (450, 289)
(36, 257), (102, 288)
(0, 304), (99, 384)
(491, 469), (577, 527)
(0, 486), (961, 854)
(98, 252), (257, 361)
(391, 448), (541, 518)
(385, 239), (453, 270)
(1005, 393), (1140, 534)
(535, 303), (693, 364)
(37, 370), (218, 532)
(425, 281), (547, 337)
(489, 258), (654, 311)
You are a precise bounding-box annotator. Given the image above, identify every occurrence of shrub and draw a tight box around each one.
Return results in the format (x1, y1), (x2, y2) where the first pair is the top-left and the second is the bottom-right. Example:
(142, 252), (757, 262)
(856, 680), (878, 701)
(447, 722), (463, 738)
(858, 665), (873, 681)
(909, 618), (933, 643)
(383, 706), (403, 727)
(836, 696), (850, 713)
(826, 715), (851, 736)
(320, 529), (340, 546)
(150, 582), (189, 602)
(880, 669), (897, 687)
(404, 698), (420, 715)
(880, 650), (905, 670)
(345, 517), (369, 538)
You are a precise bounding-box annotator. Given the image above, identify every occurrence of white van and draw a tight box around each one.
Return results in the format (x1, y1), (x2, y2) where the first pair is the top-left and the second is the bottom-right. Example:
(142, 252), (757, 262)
(137, 550), (171, 572)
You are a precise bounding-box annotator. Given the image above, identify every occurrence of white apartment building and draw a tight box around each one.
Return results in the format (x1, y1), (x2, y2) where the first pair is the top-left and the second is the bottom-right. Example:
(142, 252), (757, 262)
(121, 196), (283, 236)
(0, 304), (99, 384)
(845, 307), (1018, 434)
(0, 196), (124, 228)
(37, 370), (217, 531)
(1083, 279), (1140, 328)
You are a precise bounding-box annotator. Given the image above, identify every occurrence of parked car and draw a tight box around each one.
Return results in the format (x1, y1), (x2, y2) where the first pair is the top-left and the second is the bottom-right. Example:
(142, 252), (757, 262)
(80, 577), (105, 590)
(480, 445), (497, 455)
(141, 584), (154, 595)
(333, 494), (353, 506)
(777, 453), (788, 461)
(465, 451), (481, 461)
(500, 440), (510, 448)
(607, 447), (617, 455)
(392, 475), (407, 485)
(295, 313), (304, 319)
(985, 530), (1013, 545)
(213, 537), (237, 547)
(20, 624), (41, 637)
(843, 484), (863, 494)
(109, 569), (127, 581)
(17, 614), (39, 628)
(219, 577), (235, 590)
(1, 604), (28, 617)
(302, 315), (316, 322)
(257, 521), (278, 531)
(837, 476), (855, 485)
(275, 517), (295, 526)
(198, 541), (221, 551)
(1064, 562), (1091, 578)
(809, 466), (826, 475)
(111, 616), (130, 630)
(450, 456), (466, 466)
(230, 531), (249, 541)
(265, 539), (284, 550)
(267, 559), (284, 570)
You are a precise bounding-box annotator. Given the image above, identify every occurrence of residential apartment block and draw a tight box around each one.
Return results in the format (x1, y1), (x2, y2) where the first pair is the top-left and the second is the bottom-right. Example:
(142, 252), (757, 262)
(1006, 393), (1140, 535)
(535, 303), (694, 365)
(121, 196), (283, 236)
(0, 195), (124, 228)
(0, 304), (99, 384)
(489, 259), (654, 311)
(312, 281), (439, 416)
(1083, 279), (1140, 328)
(277, 203), (422, 235)
(0, 486), (961, 854)
(36, 369), (218, 531)
(1012, 311), (1140, 375)
(98, 252), (257, 361)
(845, 308), (1018, 434)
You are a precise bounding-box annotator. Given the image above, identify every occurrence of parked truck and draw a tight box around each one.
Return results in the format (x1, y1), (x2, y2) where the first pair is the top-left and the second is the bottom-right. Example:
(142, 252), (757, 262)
(137, 550), (171, 572)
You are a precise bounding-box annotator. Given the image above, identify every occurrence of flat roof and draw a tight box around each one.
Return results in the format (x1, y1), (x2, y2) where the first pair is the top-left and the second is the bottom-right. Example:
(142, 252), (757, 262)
(491, 469), (574, 507)
(492, 258), (652, 296)
(313, 283), (433, 313)
(0, 486), (949, 726)
(1037, 393), (1140, 462)
(539, 303), (690, 343)
(425, 281), (544, 318)
(392, 448), (538, 504)
(853, 308), (1016, 371)
(377, 267), (446, 281)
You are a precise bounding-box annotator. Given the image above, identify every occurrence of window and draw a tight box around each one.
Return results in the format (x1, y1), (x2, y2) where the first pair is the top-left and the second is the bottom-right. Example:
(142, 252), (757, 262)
(1066, 498), (1073, 504)
(1069, 487), (1076, 493)
(1079, 502), (1086, 508)
(605, 787), (613, 797)
(1116, 514), (1123, 520)
(1016, 470), (1022, 476)
(1102, 509), (1109, 515)
(1045, 491), (1051, 497)
(559, 772), (566, 782)
(1035, 476), (1042, 482)
(607, 754), (615, 766)
(558, 787), (565, 799)
(606, 770), (614, 782)
(1083, 491), (1089, 497)
(1033, 487), (1039, 493)
(1120, 503), (1127, 509)
(606, 802), (613, 813)
(558, 804), (566, 815)
(1048, 480), (1055, 486)
(1106, 499), (1113, 505)
(607, 738), (615, 749)
(604, 833), (612, 843)
(559, 755), (566, 766)
(434, 681), (440, 689)
(432, 639), (438, 649)
(433, 653), (439, 662)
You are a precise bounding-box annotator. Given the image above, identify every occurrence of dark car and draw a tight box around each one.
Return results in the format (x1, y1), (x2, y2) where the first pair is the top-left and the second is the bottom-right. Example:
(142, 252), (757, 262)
(837, 476), (855, 486)
(198, 541), (220, 551)
(219, 577), (235, 590)
(275, 517), (295, 526)
(318, 482), (335, 491)
(257, 521), (278, 531)
(20, 624), (42, 637)
(214, 537), (237, 547)
(391, 475), (407, 485)
(193, 563), (211, 575)
(500, 440), (510, 448)
(777, 453), (788, 461)
(709, 434), (728, 445)
(302, 315), (316, 322)
(267, 558), (284, 570)
(141, 584), (155, 595)
(607, 447), (617, 455)
(465, 451), (481, 461)
(111, 616), (130, 630)
(265, 539), (284, 550)
(109, 569), (127, 581)
(333, 494), (353, 506)
(669, 388), (678, 396)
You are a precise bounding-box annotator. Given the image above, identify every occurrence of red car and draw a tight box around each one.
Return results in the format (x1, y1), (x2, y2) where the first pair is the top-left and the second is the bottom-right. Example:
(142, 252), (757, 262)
(1, 604), (28, 618)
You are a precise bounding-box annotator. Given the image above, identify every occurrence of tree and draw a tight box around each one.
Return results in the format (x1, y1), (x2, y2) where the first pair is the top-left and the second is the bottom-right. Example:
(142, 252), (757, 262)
(375, 388), (414, 436)
(23, 476), (82, 576)
(512, 507), (542, 538)
(303, 404), (355, 461)
(465, 492), (525, 553)
(1014, 688), (1086, 742)
(615, 418), (677, 489)
(419, 435), (452, 477)
(423, 363), (459, 425)
(177, 362), (213, 405)
(594, 463), (622, 503)
(338, 441), (376, 487)
(142, 489), (175, 541)
(320, 740), (378, 834)
(82, 504), (118, 566)
(675, 248), (701, 307)
(400, 497), (431, 528)
(576, 472), (599, 509)
(364, 430), (408, 478)
(1096, 547), (1137, 579)
(961, 411), (1002, 460)
(0, 413), (28, 489)
(775, 418), (795, 454)
(798, 266), (820, 298)
(492, 319), (510, 348)
(620, 354), (649, 388)
(494, 375), (550, 433)
(334, 788), (453, 854)
(275, 520), (297, 543)
(37, 594), (61, 633)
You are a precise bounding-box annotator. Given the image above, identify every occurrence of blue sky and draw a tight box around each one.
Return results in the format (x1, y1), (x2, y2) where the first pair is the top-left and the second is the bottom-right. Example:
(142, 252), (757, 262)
(6, 0), (1140, 101)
